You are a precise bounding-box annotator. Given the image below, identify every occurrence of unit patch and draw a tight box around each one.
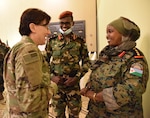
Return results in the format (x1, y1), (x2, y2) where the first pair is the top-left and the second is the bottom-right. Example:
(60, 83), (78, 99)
(23, 52), (39, 64)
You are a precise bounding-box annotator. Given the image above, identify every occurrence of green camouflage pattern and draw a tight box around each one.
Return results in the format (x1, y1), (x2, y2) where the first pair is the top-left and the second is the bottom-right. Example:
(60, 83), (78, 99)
(0, 40), (10, 93)
(45, 33), (90, 78)
(3, 36), (56, 118)
(52, 85), (81, 118)
(86, 46), (149, 118)
(45, 33), (90, 118)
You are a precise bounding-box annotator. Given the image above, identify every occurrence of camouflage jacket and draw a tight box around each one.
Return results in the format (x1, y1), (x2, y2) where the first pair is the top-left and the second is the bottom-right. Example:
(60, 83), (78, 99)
(0, 40), (10, 92)
(88, 45), (149, 118)
(45, 33), (90, 80)
(3, 36), (57, 118)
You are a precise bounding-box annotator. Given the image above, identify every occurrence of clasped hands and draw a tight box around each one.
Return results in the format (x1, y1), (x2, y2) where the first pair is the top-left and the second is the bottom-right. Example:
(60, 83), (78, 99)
(51, 75), (78, 86)
(80, 87), (103, 102)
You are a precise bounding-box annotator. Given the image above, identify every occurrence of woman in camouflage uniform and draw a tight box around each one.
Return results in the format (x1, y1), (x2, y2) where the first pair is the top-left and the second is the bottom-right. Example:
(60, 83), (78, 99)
(80, 17), (149, 118)
(3, 8), (57, 118)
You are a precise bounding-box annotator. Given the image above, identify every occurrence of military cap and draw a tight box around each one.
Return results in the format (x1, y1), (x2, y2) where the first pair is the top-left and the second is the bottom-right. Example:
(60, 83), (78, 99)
(59, 11), (73, 19)
(108, 17), (140, 41)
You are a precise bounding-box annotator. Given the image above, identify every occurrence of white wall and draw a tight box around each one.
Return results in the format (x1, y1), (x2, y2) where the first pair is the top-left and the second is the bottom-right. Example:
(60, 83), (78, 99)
(0, 0), (97, 52)
(97, 0), (150, 118)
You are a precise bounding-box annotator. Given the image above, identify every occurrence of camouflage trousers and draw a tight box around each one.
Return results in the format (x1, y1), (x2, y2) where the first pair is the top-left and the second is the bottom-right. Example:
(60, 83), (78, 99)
(86, 100), (144, 118)
(2, 109), (49, 118)
(51, 85), (81, 118)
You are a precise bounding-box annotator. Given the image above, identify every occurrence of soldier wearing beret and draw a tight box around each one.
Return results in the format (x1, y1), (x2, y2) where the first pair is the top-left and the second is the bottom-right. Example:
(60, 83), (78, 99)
(3, 8), (57, 118)
(80, 17), (149, 118)
(45, 11), (90, 118)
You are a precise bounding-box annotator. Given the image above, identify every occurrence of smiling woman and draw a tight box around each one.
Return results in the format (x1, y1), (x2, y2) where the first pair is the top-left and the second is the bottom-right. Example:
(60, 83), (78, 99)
(2, 8), (58, 118)
(80, 16), (149, 118)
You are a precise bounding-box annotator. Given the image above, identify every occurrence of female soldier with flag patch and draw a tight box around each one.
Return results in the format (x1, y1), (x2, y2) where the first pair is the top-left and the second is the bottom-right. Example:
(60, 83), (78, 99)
(80, 17), (149, 118)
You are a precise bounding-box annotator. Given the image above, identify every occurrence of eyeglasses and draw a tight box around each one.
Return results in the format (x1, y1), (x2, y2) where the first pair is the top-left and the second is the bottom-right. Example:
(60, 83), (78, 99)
(37, 24), (50, 30)
(60, 22), (72, 25)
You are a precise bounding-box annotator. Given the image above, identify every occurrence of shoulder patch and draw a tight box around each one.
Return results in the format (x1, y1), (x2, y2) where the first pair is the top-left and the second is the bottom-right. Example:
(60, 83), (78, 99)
(23, 51), (40, 64)
(129, 63), (143, 77)
(58, 34), (63, 40)
(118, 51), (126, 58)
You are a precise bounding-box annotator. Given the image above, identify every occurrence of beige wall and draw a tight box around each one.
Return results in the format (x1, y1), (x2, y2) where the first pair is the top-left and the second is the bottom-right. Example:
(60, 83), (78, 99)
(0, 0), (97, 52)
(97, 0), (150, 118)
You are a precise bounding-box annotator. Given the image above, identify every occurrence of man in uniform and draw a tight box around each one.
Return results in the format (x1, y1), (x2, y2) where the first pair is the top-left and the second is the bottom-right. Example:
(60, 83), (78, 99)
(45, 11), (90, 118)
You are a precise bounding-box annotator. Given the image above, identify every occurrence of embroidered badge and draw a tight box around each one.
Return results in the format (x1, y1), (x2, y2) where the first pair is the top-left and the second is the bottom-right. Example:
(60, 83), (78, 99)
(23, 51), (39, 64)
(129, 63), (143, 77)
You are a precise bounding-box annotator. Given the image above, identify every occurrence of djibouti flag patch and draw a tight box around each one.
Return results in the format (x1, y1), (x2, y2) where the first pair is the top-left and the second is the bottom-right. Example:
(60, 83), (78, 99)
(129, 67), (143, 77)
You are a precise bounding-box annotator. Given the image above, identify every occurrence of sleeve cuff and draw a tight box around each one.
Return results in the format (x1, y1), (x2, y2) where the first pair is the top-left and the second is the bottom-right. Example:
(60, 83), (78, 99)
(102, 87), (120, 111)
(49, 81), (58, 96)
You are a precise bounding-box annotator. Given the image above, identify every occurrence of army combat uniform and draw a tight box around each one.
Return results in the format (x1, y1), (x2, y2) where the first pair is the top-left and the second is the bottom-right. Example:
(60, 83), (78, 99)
(45, 33), (90, 118)
(0, 40), (10, 100)
(86, 45), (149, 118)
(3, 36), (57, 118)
